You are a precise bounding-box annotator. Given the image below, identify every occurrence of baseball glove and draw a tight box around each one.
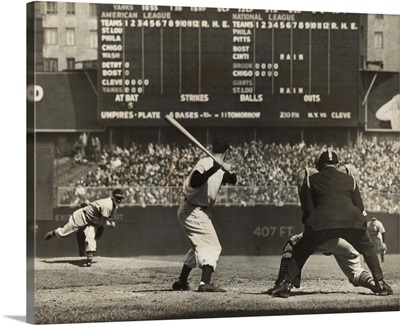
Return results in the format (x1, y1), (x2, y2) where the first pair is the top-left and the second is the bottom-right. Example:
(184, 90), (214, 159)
(95, 226), (105, 240)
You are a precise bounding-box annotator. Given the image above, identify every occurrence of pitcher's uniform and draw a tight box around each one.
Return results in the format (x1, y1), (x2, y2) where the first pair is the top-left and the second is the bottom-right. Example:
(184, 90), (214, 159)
(178, 157), (228, 271)
(55, 198), (117, 252)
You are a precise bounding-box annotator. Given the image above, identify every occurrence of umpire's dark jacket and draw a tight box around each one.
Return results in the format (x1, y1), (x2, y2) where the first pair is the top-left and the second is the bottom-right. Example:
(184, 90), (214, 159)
(300, 166), (367, 232)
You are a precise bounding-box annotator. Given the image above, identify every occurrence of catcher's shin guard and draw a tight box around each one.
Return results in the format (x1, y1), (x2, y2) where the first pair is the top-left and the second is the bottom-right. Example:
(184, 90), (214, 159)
(274, 237), (303, 287)
(275, 258), (290, 285)
(273, 239), (294, 285)
(263, 258), (292, 295)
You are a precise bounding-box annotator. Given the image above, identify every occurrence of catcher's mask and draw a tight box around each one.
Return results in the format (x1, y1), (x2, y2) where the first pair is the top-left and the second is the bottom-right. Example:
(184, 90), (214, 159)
(315, 149), (339, 171)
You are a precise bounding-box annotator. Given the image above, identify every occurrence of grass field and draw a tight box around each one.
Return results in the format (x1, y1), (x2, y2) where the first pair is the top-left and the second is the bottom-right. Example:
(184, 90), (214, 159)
(34, 254), (400, 324)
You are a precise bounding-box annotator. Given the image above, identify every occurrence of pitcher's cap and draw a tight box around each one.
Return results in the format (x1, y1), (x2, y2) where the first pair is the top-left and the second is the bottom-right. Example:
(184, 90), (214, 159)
(112, 188), (125, 198)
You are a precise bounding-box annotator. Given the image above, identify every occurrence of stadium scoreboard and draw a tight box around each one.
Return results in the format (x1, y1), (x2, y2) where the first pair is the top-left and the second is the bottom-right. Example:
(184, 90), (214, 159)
(98, 4), (360, 127)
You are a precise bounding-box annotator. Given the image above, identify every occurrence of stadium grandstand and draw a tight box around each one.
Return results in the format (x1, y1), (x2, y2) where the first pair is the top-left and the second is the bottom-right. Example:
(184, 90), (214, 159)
(54, 135), (399, 214)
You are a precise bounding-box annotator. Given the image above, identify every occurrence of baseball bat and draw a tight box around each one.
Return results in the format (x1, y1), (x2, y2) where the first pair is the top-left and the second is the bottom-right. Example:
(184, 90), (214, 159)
(164, 114), (223, 165)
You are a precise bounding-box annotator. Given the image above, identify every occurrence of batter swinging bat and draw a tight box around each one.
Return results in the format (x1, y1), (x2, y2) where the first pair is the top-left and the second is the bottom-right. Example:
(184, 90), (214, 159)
(164, 114), (225, 166)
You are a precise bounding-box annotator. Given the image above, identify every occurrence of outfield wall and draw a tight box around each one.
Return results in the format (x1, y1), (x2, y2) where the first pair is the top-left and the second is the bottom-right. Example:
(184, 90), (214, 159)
(35, 206), (399, 257)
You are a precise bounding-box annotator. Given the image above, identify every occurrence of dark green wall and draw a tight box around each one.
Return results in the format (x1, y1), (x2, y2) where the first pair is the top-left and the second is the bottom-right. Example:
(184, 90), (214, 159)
(35, 206), (399, 257)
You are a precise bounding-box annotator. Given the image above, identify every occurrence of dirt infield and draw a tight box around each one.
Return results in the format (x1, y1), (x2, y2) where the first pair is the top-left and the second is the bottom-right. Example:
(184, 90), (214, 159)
(34, 254), (400, 324)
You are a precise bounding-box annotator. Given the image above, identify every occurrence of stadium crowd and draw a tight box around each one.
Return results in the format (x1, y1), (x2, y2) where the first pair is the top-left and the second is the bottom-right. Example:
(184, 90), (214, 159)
(57, 139), (400, 213)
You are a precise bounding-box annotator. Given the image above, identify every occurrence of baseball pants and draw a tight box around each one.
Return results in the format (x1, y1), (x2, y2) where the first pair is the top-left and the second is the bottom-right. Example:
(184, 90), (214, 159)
(177, 200), (222, 271)
(370, 237), (386, 254)
(286, 228), (383, 287)
(318, 238), (364, 284)
(283, 235), (364, 285)
(56, 214), (98, 252)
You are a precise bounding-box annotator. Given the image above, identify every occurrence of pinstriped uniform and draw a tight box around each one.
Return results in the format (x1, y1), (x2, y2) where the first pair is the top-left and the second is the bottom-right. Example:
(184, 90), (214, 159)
(178, 157), (225, 271)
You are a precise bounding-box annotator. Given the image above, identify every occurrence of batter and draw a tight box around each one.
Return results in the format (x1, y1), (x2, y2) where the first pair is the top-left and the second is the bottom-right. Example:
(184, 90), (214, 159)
(172, 138), (237, 292)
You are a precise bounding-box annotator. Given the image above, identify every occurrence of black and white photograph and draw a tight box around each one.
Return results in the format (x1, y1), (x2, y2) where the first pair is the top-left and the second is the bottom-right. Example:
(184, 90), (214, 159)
(5, 0), (400, 324)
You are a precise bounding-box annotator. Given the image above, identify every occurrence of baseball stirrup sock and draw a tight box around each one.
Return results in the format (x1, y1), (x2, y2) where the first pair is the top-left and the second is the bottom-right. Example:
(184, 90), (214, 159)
(179, 264), (192, 283)
(200, 265), (213, 284)
(357, 270), (376, 290)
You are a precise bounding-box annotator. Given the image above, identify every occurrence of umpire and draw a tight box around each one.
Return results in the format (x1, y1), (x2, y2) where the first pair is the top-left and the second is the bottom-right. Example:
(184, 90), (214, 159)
(272, 149), (393, 298)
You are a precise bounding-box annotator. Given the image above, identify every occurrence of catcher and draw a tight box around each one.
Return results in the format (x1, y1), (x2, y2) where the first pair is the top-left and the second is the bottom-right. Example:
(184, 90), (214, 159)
(264, 233), (378, 294)
(264, 162), (377, 295)
(271, 150), (392, 298)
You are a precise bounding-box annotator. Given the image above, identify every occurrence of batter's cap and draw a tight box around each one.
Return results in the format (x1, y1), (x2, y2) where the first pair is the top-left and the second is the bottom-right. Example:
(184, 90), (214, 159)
(371, 217), (377, 221)
(112, 188), (125, 198)
(315, 149), (339, 170)
(212, 137), (230, 153)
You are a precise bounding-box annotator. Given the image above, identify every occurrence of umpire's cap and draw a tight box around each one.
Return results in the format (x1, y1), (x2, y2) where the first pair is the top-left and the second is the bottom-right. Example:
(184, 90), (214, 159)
(112, 188), (125, 198)
(212, 137), (230, 153)
(315, 149), (339, 171)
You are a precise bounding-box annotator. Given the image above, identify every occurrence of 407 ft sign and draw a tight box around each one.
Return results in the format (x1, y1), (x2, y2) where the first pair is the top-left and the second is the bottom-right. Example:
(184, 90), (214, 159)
(253, 226), (294, 237)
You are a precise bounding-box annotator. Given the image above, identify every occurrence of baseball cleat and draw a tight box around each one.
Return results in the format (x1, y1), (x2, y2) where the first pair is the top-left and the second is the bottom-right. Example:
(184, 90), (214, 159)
(262, 283), (280, 295)
(44, 231), (54, 240)
(197, 283), (226, 293)
(172, 281), (191, 291)
(375, 280), (393, 296)
(272, 281), (293, 298)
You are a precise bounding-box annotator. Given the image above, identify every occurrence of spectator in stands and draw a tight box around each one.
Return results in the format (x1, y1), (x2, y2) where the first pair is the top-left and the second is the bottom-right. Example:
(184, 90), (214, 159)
(79, 132), (88, 158)
(93, 137), (102, 163)
(56, 138), (399, 213)
(68, 182), (88, 206)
